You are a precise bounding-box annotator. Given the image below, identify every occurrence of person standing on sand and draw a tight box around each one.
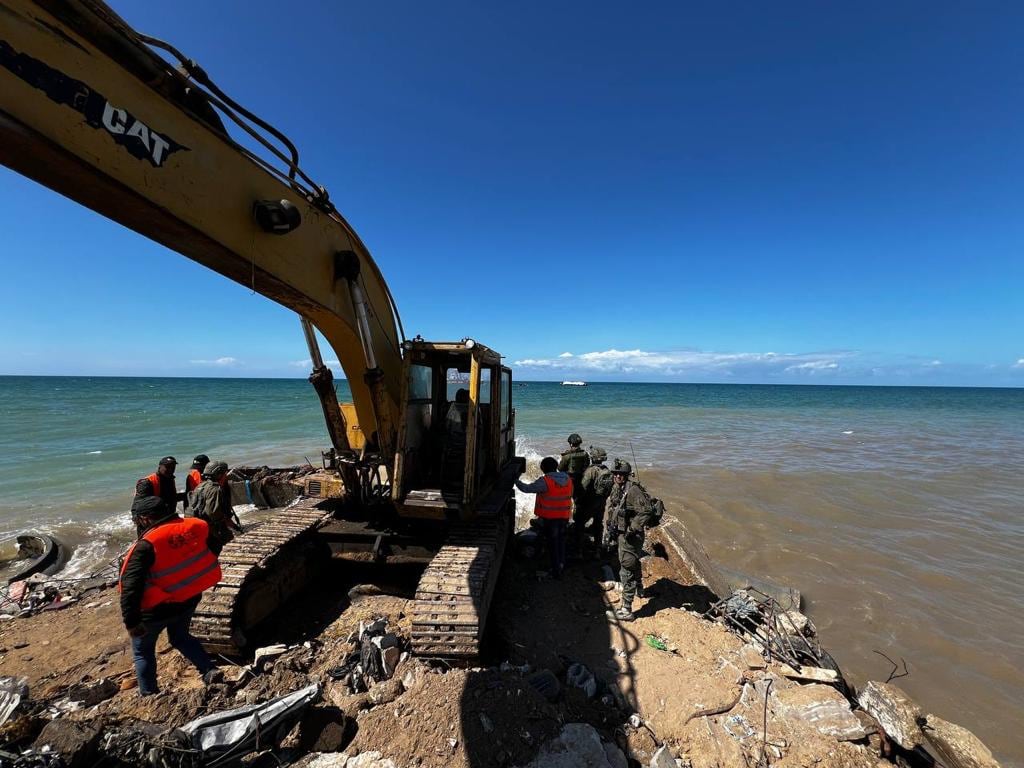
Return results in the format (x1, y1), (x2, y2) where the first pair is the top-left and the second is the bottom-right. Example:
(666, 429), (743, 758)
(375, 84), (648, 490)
(190, 461), (242, 554)
(604, 459), (656, 622)
(516, 457), (574, 579)
(120, 495), (222, 695)
(184, 454), (209, 510)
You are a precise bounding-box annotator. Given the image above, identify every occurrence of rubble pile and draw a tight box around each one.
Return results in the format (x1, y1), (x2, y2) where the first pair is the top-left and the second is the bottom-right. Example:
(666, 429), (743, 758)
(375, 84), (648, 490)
(0, 522), (1005, 768)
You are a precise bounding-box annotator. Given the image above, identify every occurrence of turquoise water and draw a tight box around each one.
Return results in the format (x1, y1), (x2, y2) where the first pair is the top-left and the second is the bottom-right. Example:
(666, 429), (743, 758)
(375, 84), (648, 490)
(1, 376), (1022, 764)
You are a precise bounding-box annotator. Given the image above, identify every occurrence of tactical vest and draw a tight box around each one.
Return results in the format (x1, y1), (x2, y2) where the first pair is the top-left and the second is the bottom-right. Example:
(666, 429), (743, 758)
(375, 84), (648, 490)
(120, 517), (222, 610)
(534, 475), (574, 520)
(562, 448), (590, 476)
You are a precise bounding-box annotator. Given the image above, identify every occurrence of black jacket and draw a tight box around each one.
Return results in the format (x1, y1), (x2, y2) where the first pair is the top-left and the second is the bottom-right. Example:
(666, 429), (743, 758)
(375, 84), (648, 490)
(135, 473), (185, 514)
(119, 516), (214, 629)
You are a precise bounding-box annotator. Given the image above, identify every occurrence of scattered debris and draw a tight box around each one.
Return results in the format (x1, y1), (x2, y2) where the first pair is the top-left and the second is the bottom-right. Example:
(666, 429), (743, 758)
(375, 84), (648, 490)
(566, 662), (597, 699)
(179, 681), (321, 765)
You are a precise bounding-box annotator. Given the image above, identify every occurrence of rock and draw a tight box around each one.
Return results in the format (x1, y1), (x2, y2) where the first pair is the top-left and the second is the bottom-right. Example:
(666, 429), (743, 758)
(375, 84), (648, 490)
(480, 713), (494, 733)
(603, 741), (629, 768)
(739, 644), (765, 670)
(368, 678), (404, 706)
(305, 754), (351, 768)
(522, 723), (616, 768)
(66, 677), (119, 706)
(775, 610), (814, 637)
(625, 725), (658, 765)
(651, 745), (677, 768)
(401, 664), (428, 692)
(119, 678), (138, 691)
(857, 681), (924, 749)
(773, 683), (867, 741)
(923, 714), (1002, 768)
(348, 751), (397, 768)
(33, 719), (101, 768)
(254, 643), (289, 669)
(381, 646), (401, 677)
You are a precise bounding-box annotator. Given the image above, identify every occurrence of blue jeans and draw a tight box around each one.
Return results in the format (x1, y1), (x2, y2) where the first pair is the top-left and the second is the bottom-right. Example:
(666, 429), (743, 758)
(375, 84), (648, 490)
(543, 518), (568, 577)
(131, 605), (212, 695)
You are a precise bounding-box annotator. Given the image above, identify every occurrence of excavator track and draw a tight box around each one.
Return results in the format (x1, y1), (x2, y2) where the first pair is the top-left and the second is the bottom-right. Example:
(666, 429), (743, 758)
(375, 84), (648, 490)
(193, 497), (333, 656)
(410, 511), (510, 659)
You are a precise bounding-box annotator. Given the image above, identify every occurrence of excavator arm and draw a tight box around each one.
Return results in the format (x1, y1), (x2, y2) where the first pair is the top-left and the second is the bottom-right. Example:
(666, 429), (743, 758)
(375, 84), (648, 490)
(0, 0), (402, 459)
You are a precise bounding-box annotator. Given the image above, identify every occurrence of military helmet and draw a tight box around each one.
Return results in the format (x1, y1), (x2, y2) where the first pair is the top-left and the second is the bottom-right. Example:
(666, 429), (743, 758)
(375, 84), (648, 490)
(203, 460), (229, 479)
(192, 454), (210, 467)
(588, 446), (607, 462)
(567, 433), (583, 446)
(610, 459), (632, 476)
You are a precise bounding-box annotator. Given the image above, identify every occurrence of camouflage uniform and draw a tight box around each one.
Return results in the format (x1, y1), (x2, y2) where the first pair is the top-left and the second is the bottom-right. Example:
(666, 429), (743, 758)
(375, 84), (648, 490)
(576, 451), (612, 550)
(558, 439), (591, 501)
(606, 475), (655, 616)
(190, 480), (234, 553)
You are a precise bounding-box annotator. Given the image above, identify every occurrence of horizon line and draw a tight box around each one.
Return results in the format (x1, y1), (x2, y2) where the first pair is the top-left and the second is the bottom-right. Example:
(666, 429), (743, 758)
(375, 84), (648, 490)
(0, 373), (1021, 391)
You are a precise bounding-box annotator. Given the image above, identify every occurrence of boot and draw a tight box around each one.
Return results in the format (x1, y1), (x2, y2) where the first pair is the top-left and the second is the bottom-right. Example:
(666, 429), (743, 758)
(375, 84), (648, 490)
(614, 604), (635, 622)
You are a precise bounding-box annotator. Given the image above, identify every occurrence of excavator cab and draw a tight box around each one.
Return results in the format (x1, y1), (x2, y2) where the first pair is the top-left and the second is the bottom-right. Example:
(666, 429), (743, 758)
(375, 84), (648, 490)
(394, 339), (519, 520)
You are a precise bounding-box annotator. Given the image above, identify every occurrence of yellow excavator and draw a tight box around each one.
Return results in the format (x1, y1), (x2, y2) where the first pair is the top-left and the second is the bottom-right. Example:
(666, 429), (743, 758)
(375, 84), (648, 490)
(0, 0), (525, 659)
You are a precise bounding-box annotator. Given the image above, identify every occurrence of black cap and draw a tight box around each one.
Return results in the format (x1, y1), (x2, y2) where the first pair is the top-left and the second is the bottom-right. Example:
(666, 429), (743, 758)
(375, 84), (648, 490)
(159, 456), (177, 466)
(131, 494), (170, 522)
(192, 454), (210, 466)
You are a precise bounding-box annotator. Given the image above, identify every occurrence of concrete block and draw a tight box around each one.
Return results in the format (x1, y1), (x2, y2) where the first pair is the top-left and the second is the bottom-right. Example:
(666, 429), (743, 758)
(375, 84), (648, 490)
(858, 681), (923, 749)
(923, 714), (1002, 768)
(773, 683), (866, 741)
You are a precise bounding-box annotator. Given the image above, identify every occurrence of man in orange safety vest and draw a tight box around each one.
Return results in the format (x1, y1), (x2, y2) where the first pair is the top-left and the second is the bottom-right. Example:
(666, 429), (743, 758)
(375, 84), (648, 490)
(515, 456), (574, 579)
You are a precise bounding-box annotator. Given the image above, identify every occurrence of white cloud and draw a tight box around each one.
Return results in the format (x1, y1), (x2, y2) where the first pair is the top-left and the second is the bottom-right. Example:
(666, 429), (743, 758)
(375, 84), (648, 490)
(514, 347), (849, 377)
(1013, 358), (1024, 369)
(289, 358), (341, 369)
(189, 357), (240, 367)
(784, 360), (839, 372)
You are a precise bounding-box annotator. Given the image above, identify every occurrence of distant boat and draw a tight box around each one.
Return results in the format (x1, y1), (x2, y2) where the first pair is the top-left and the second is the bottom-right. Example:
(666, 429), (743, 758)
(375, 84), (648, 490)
(561, 381), (587, 387)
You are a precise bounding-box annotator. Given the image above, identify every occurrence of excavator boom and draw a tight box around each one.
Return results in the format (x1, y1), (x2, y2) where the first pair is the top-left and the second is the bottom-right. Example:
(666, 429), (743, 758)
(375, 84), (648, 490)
(0, 0), (399, 454)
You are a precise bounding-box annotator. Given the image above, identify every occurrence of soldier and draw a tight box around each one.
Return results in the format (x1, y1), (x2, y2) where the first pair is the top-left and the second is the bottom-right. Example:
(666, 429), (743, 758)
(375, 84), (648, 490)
(190, 461), (242, 554)
(575, 446), (613, 558)
(604, 459), (656, 621)
(558, 433), (590, 502)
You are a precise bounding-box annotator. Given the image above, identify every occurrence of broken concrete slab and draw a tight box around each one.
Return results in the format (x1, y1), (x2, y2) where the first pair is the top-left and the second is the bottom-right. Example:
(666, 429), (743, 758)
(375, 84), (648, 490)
(775, 662), (838, 684)
(651, 744), (677, 768)
(522, 723), (617, 768)
(923, 714), (1002, 768)
(775, 610), (815, 637)
(739, 644), (766, 670)
(65, 677), (119, 706)
(773, 683), (867, 741)
(33, 718), (101, 768)
(857, 680), (924, 749)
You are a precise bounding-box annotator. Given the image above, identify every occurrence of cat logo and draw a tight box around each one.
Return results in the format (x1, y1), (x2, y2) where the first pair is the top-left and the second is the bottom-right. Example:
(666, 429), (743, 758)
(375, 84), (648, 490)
(100, 102), (181, 167)
(0, 40), (188, 168)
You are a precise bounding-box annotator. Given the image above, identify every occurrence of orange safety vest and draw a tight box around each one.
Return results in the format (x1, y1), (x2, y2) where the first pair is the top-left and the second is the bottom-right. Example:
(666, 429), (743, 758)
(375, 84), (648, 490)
(119, 517), (222, 610)
(534, 474), (574, 520)
(145, 472), (161, 498)
(186, 469), (202, 494)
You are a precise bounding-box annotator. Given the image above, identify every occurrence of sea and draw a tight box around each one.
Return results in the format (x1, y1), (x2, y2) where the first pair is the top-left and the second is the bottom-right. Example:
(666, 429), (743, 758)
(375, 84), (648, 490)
(0, 376), (1021, 765)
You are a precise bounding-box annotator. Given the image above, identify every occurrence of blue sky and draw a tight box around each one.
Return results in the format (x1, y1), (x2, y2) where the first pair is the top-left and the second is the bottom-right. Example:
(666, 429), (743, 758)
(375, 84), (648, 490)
(1, 1), (1022, 386)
